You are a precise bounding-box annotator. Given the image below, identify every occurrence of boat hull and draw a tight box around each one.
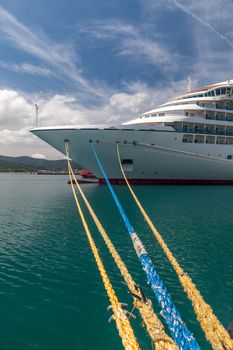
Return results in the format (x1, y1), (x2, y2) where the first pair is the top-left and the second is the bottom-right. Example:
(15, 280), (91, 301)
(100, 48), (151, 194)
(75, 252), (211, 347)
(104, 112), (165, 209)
(31, 127), (233, 183)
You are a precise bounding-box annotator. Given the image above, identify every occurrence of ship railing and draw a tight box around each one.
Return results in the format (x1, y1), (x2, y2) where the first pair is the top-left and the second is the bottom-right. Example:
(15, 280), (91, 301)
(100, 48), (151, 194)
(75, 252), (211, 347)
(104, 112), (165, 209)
(206, 129), (216, 134)
(216, 116), (226, 121)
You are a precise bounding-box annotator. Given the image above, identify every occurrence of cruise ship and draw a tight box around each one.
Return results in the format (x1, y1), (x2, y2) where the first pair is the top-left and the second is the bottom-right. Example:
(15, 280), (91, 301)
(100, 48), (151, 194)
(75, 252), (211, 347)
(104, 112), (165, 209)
(31, 80), (233, 184)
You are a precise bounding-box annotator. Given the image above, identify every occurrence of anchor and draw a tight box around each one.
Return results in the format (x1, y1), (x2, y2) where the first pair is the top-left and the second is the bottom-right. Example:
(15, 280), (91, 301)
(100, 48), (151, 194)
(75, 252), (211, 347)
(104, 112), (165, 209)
(107, 303), (136, 323)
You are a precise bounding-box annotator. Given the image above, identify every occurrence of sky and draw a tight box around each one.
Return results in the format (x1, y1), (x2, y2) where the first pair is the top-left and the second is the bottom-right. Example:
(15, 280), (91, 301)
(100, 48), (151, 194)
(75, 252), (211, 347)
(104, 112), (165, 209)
(0, 0), (233, 159)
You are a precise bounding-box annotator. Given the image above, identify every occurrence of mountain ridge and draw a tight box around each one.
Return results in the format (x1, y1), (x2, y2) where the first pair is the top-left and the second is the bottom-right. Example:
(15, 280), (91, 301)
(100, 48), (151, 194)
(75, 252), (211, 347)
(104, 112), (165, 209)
(0, 155), (79, 171)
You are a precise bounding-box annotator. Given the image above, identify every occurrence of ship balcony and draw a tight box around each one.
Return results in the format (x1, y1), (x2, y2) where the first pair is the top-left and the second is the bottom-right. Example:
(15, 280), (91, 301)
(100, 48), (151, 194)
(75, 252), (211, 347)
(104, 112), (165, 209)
(194, 135), (205, 143)
(226, 137), (233, 144)
(194, 128), (205, 133)
(206, 115), (216, 120)
(172, 127), (183, 132)
(216, 115), (226, 121)
(186, 128), (195, 133)
(216, 128), (226, 135)
(216, 136), (226, 144)
(225, 105), (233, 110)
(182, 134), (193, 143)
(205, 136), (215, 144)
(205, 127), (216, 134)
(215, 103), (233, 110)
(170, 122), (233, 137)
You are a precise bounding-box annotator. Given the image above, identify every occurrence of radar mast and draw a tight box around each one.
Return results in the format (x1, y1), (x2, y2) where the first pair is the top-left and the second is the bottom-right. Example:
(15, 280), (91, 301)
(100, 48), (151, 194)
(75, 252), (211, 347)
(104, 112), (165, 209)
(187, 75), (192, 92)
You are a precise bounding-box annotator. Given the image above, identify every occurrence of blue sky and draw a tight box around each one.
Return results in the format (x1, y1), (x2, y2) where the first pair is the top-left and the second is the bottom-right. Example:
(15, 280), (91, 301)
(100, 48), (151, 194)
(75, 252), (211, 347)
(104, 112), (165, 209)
(0, 0), (233, 158)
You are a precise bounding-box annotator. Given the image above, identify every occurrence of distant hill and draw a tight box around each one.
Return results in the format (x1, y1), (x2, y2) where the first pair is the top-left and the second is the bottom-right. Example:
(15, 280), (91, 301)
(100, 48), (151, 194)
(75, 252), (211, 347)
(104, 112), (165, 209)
(0, 155), (80, 172)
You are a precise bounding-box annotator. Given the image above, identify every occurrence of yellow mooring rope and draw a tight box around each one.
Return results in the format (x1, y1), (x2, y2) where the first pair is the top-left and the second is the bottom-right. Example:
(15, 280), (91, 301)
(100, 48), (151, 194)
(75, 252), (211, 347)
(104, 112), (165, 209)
(67, 159), (178, 350)
(116, 142), (233, 350)
(65, 143), (140, 350)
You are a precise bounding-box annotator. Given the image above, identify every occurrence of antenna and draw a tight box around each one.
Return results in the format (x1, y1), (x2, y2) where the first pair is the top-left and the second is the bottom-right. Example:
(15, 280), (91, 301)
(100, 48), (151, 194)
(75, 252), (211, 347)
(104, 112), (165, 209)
(35, 104), (39, 127)
(187, 75), (192, 92)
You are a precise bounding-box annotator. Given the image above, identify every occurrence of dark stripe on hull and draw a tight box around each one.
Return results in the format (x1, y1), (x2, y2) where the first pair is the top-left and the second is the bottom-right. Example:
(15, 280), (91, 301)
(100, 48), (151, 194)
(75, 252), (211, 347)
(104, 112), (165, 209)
(98, 178), (233, 185)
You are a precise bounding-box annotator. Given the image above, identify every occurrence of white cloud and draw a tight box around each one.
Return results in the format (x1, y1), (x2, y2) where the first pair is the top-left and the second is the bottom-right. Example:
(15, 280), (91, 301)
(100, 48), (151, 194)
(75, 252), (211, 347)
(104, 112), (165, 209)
(0, 80), (187, 155)
(0, 89), (34, 129)
(78, 21), (136, 39)
(0, 127), (34, 144)
(119, 37), (177, 69)
(77, 20), (178, 74)
(0, 61), (52, 76)
(0, 6), (106, 98)
(139, 0), (233, 86)
(31, 153), (46, 159)
(172, 0), (233, 49)
(109, 92), (146, 113)
(173, 0), (233, 86)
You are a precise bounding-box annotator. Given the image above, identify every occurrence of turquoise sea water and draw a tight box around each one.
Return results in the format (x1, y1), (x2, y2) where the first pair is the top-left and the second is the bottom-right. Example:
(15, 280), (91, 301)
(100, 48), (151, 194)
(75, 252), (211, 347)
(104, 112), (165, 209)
(0, 173), (232, 350)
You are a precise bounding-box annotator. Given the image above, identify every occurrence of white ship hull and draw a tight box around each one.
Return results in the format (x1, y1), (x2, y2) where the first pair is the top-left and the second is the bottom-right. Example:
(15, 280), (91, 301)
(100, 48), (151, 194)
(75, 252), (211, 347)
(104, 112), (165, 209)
(32, 126), (233, 184)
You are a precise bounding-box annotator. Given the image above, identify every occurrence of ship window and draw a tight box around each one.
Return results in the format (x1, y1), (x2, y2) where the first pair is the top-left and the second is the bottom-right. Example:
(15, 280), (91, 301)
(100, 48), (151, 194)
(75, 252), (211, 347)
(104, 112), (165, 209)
(121, 159), (133, 165)
(216, 136), (226, 144)
(121, 159), (133, 172)
(159, 113), (165, 116)
(227, 155), (232, 159)
(165, 123), (175, 128)
(226, 115), (233, 122)
(206, 136), (215, 144)
(215, 88), (220, 95)
(221, 87), (226, 94)
(194, 135), (204, 143)
(182, 134), (193, 143)
(226, 138), (233, 144)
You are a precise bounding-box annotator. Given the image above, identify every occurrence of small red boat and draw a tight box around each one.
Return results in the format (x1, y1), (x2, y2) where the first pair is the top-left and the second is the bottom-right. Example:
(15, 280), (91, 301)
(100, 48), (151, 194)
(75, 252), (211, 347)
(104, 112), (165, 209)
(68, 170), (99, 184)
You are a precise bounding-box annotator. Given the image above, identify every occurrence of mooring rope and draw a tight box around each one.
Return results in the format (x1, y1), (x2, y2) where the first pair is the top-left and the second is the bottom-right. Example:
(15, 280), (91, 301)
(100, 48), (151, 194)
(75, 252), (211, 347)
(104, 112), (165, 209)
(116, 142), (233, 350)
(91, 142), (200, 350)
(65, 142), (140, 350)
(67, 160), (178, 350)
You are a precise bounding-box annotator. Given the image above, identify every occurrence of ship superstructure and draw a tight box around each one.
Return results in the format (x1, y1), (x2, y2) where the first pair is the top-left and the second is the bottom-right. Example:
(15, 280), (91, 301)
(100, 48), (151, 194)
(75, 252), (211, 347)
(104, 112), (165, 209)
(31, 80), (233, 184)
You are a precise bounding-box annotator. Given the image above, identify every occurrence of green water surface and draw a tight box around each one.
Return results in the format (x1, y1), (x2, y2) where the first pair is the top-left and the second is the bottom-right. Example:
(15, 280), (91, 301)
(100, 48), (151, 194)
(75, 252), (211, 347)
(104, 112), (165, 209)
(0, 174), (232, 349)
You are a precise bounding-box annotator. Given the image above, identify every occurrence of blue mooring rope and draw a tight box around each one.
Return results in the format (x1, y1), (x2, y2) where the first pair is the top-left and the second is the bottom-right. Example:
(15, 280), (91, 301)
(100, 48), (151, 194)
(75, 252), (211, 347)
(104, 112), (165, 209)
(91, 143), (200, 350)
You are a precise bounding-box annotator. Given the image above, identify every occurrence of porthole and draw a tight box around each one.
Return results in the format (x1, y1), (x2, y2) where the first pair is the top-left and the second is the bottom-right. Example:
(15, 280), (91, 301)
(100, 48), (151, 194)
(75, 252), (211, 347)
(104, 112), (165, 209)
(121, 159), (133, 165)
